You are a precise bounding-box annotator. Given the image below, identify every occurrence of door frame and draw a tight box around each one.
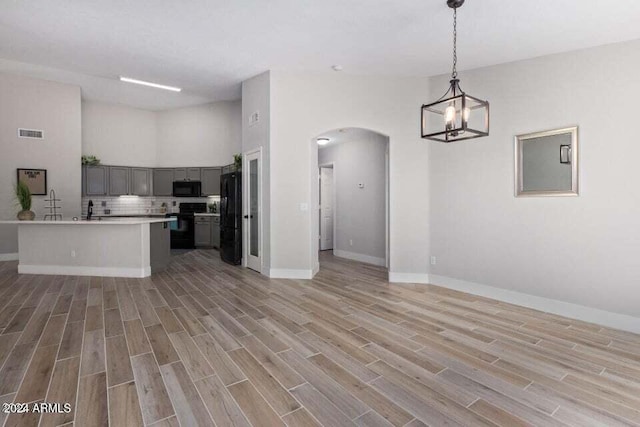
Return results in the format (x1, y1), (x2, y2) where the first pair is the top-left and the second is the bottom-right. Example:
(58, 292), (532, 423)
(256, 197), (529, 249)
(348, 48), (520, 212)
(318, 162), (336, 252)
(242, 147), (263, 273)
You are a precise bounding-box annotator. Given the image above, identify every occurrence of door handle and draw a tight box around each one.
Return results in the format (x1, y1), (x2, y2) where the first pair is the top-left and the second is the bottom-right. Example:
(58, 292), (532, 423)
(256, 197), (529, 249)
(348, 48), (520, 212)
(244, 215), (249, 219)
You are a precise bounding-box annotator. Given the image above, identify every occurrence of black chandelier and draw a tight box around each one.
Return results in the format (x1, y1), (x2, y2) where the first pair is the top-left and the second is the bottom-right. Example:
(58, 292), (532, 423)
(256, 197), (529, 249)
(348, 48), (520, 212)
(421, 0), (489, 142)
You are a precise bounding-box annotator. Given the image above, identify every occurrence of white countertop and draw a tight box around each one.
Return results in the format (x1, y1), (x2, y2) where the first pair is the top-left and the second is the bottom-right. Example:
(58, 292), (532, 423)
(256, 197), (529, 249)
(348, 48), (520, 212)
(0, 218), (176, 225)
(194, 213), (220, 217)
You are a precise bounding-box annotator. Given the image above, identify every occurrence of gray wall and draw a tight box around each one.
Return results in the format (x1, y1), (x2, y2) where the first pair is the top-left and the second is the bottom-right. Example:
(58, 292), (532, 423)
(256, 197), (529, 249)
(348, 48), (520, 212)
(0, 73), (82, 255)
(82, 101), (158, 167)
(318, 131), (388, 263)
(269, 71), (431, 276)
(156, 100), (242, 167)
(82, 100), (242, 168)
(428, 39), (640, 317)
(242, 72), (271, 272)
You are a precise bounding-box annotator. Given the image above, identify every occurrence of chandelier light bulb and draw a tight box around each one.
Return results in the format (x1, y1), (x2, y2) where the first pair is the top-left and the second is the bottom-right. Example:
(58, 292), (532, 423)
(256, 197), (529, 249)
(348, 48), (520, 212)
(445, 105), (456, 127)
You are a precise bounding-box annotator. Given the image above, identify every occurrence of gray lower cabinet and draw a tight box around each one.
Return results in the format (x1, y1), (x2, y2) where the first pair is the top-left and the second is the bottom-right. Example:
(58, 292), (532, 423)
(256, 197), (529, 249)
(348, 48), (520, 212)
(153, 169), (174, 196)
(130, 168), (151, 196)
(83, 166), (108, 196)
(201, 167), (221, 196)
(195, 216), (212, 247)
(212, 216), (220, 248)
(109, 166), (130, 196)
(150, 221), (171, 273)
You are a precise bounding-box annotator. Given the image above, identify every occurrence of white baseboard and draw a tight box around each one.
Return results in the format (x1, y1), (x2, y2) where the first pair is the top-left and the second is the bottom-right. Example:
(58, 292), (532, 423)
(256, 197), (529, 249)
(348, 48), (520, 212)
(18, 264), (151, 278)
(334, 250), (386, 267)
(268, 268), (314, 279)
(389, 271), (431, 284)
(0, 253), (19, 261)
(430, 274), (640, 334)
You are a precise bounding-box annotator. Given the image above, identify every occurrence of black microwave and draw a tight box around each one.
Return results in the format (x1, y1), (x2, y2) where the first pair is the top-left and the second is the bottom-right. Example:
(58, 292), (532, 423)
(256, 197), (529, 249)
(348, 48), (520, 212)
(173, 181), (201, 197)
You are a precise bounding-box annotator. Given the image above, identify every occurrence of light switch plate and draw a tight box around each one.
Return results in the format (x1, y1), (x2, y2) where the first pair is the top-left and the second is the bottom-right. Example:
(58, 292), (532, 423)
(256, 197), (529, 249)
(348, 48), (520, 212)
(299, 203), (308, 211)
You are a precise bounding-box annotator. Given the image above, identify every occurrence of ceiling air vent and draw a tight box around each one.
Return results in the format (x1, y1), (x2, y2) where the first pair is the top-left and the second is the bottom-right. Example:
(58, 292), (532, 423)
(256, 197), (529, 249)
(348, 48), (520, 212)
(18, 128), (44, 139)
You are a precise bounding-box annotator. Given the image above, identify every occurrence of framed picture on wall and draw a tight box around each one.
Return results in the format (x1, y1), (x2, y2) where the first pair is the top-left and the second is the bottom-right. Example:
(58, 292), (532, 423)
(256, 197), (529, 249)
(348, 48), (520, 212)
(17, 169), (47, 195)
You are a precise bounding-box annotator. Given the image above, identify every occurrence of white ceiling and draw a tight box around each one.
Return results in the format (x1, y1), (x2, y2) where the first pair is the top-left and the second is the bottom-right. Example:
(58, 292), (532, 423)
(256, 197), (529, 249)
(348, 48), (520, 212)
(2, 0), (640, 110)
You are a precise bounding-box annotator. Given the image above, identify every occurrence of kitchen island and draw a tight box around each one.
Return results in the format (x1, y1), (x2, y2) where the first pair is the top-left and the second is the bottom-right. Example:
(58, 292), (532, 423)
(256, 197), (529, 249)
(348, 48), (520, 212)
(0, 217), (175, 278)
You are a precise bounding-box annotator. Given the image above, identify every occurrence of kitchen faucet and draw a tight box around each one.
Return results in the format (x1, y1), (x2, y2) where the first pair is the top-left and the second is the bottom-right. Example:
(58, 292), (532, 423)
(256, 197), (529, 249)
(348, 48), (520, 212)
(87, 200), (94, 220)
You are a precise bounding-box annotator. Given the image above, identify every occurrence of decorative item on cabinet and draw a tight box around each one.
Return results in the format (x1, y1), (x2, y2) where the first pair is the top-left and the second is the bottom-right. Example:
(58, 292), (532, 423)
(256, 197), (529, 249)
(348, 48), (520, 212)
(233, 154), (242, 171)
(81, 155), (101, 166)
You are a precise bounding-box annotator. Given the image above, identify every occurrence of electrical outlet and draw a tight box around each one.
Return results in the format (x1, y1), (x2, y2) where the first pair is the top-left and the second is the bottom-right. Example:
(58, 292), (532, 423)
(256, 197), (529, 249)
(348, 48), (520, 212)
(299, 203), (308, 211)
(71, 250), (76, 258)
(430, 256), (437, 265)
(101, 201), (107, 207)
(349, 239), (353, 246)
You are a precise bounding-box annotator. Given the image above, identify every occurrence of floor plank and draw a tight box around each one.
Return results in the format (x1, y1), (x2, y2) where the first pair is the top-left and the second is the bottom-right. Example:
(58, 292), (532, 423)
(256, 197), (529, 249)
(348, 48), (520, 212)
(227, 380), (285, 427)
(108, 381), (144, 427)
(131, 352), (175, 425)
(75, 372), (108, 427)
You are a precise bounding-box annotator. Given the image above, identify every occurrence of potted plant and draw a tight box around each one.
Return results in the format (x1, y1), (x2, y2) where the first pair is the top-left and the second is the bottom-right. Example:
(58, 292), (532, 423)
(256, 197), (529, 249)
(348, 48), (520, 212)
(233, 154), (242, 171)
(81, 155), (101, 166)
(15, 180), (35, 220)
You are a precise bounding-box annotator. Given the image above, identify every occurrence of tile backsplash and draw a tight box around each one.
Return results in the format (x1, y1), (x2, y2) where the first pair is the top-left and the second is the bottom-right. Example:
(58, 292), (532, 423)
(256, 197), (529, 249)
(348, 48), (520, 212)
(81, 196), (220, 217)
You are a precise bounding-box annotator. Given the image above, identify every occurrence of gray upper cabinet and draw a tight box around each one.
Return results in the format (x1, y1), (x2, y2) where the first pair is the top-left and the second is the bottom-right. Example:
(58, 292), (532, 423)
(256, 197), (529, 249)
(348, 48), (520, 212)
(187, 168), (201, 181)
(109, 166), (130, 196)
(83, 165), (221, 197)
(174, 168), (187, 181)
(201, 167), (221, 196)
(130, 168), (151, 196)
(83, 166), (108, 196)
(174, 167), (201, 181)
(153, 169), (174, 196)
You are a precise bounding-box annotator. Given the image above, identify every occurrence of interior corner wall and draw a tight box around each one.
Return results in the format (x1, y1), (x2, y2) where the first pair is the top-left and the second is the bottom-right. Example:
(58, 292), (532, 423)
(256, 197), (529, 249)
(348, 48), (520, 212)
(156, 101), (242, 167)
(428, 39), (640, 319)
(82, 101), (157, 167)
(269, 71), (431, 277)
(242, 71), (271, 273)
(82, 100), (242, 168)
(318, 133), (388, 263)
(0, 73), (82, 254)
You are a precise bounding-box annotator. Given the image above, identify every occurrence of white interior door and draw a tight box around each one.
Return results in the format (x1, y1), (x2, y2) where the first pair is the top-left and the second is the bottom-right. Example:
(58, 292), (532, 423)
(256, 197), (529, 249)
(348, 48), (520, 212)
(319, 167), (334, 251)
(245, 150), (261, 272)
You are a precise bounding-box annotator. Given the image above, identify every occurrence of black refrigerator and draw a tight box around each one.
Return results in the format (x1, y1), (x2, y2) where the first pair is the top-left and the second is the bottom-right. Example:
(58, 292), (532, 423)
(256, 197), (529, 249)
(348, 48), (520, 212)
(220, 171), (242, 265)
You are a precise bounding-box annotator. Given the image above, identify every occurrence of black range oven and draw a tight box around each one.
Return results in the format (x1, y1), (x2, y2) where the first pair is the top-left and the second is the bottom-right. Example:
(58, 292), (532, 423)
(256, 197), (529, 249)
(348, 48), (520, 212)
(173, 181), (201, 197)
(167, 202), (207, 249)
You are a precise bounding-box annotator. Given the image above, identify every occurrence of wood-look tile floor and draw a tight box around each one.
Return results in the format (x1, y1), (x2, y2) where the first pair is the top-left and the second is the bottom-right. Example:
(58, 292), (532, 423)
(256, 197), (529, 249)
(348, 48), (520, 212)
(0, 251), (640, 427)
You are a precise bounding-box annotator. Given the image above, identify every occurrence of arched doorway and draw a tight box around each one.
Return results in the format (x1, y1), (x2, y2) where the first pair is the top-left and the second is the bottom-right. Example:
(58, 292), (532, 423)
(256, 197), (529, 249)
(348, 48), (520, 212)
(310, 127), (390, 276)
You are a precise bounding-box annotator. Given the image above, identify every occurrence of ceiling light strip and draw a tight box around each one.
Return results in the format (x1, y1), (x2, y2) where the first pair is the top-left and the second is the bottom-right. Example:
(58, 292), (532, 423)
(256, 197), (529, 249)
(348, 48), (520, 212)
(119, 76), (182, 92)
